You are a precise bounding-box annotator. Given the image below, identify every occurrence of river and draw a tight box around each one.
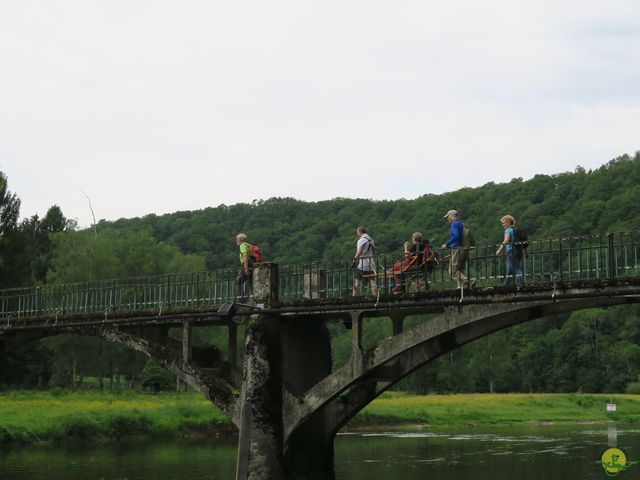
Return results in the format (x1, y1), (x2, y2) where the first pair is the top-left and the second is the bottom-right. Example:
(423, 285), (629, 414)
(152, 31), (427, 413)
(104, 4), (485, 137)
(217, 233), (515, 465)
(0, 424), (634, 479)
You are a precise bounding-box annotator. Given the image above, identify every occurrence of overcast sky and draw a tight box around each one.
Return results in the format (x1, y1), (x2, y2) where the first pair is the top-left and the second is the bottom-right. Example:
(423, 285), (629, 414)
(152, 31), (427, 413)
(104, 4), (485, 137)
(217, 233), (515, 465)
(1, 1), (638, 227)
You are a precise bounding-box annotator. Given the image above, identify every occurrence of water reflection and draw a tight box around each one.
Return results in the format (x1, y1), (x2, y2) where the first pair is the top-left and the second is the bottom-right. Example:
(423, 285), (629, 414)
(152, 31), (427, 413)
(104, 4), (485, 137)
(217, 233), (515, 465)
(335, 424), (640, 480)
(0, 439), (237, 480)
(0, 424), (637, 480)
(608, 423), (618, 447)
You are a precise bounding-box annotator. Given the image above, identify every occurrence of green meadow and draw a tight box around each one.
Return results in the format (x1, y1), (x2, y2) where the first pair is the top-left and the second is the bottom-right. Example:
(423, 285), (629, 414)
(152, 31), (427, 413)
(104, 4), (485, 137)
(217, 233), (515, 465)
(357, 392), (640, 426)
(1, 391), (639, 445)
(0, 390), (229, 445)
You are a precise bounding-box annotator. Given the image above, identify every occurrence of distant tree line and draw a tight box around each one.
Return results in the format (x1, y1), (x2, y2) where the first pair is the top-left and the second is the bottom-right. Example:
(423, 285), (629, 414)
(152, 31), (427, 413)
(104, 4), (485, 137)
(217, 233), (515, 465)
(1, 152), (640, 393)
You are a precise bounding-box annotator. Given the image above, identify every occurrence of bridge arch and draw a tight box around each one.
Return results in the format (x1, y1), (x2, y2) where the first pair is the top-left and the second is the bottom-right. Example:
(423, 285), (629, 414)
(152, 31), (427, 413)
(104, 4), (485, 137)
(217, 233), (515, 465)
(285, 293), (640, 449)
(0, 325), (241, 424)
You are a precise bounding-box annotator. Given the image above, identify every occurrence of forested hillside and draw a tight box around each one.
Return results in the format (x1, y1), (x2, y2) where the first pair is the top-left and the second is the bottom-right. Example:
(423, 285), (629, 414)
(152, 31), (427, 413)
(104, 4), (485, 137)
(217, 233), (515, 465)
(103, 153), (640, 268)
(1, 152), (640, 394)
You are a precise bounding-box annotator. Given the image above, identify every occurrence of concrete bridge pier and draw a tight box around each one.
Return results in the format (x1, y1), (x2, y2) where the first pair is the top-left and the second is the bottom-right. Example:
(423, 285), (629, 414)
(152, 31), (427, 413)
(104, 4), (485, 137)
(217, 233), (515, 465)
(237, 314), (334, 480)
(390, 311), (404, 336)
(281, 318), (334, 480)
(236, 315), (285, 480)
(236, 262), (336, 478)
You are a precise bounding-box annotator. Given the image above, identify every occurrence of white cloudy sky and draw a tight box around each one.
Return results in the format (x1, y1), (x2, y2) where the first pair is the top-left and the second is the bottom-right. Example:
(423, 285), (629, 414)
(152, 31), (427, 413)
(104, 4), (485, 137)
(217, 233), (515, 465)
(1, 1), (639, 227)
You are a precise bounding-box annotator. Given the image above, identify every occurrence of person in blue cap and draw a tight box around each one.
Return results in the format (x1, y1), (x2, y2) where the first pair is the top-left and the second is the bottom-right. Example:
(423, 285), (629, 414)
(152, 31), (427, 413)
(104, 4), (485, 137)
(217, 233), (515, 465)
(441, 210), (474, 288)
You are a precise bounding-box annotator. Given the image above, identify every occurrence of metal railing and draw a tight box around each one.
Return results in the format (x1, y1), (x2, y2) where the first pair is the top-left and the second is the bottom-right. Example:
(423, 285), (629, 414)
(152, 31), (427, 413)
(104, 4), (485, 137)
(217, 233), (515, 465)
(277, 232), (640, 298)
(0, 269), (239, 319)
(0, 232), (639, 319)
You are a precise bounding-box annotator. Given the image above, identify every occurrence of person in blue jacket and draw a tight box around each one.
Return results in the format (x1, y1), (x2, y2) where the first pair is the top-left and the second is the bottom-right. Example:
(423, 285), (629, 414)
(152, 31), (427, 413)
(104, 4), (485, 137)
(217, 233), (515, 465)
(441, 209), (473, 288)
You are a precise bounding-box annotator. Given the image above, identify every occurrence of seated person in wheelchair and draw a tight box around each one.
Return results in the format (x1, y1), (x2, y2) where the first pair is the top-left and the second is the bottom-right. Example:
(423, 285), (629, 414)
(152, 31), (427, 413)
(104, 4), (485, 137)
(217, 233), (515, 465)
(392, 232), (435, 293)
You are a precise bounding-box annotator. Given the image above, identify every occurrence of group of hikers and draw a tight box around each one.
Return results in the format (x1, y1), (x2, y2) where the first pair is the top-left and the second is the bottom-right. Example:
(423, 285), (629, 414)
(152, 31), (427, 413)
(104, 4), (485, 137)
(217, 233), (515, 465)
(234, 209), (528, 297)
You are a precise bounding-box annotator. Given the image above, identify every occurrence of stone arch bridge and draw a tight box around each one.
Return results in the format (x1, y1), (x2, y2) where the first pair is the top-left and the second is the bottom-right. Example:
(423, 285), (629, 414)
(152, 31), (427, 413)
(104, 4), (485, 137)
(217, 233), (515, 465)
(1, 231), (639, 479)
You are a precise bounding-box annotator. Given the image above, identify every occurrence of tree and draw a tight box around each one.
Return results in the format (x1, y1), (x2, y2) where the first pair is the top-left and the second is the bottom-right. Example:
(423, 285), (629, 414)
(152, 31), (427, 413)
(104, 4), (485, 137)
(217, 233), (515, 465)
(0, 171), (28, 288)
(0, 343), (53, 389)
(139, 360), (174, 392)
(0, 171), (20, 240)
(21, 205), (72, 282)
(46, 228), (206, 283)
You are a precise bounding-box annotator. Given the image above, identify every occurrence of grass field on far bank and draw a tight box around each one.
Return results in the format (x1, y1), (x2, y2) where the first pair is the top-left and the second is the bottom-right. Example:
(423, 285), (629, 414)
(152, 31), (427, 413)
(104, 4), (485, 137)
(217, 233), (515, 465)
(357, 392), (640, 427)
(0, 390), (228, 445)
(1, 391), (640, 445)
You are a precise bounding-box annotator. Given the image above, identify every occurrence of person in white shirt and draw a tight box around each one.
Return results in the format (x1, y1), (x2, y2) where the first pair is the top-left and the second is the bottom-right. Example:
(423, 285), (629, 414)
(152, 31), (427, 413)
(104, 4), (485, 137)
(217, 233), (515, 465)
(353, 226), (378, 296)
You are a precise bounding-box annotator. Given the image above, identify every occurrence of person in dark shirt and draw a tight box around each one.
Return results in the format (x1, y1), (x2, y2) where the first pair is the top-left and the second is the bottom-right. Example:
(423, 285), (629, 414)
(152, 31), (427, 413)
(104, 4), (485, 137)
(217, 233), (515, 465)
(392, 232), (430, 293)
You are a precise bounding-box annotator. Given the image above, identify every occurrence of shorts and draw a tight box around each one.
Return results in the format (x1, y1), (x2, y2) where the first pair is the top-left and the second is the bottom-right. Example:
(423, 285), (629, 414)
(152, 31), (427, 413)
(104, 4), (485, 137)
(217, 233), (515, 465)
(355, 269), (375, 280)
(449, 248), (467, 276)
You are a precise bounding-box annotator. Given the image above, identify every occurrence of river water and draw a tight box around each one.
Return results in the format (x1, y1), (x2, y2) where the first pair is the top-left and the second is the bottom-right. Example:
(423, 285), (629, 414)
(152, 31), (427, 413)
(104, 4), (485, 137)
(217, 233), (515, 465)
(0, 424), (635, 479)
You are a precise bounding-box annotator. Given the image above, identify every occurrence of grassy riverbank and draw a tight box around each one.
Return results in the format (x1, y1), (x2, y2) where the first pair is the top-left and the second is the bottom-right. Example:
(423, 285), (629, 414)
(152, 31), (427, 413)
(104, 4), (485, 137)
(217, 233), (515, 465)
(357, 392), (640, 427)
(0, 390), (229, 445)
(1, 391), (639, 445)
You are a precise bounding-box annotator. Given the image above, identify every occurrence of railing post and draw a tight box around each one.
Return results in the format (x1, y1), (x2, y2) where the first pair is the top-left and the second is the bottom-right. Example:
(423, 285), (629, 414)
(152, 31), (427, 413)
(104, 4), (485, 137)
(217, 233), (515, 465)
(608, 232), (616, 280)
(303, 268), (326, 300)
(558, 238), (563, 283)
(36, 287), (42, 316)
(166, 275), (171, 309)
(252, 262), (279, 304)
(465, 247), (470, 285)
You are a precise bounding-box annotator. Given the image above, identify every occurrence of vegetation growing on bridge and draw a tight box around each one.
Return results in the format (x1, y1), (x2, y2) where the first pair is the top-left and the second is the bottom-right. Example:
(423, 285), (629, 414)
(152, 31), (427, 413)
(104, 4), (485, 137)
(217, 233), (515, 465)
(1, 153), (640, 394)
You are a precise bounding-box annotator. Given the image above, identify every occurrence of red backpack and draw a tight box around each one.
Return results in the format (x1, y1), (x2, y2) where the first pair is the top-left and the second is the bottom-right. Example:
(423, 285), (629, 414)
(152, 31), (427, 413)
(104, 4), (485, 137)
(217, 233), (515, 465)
(249, 244), (263, 263)
(419, 241), (438, 272)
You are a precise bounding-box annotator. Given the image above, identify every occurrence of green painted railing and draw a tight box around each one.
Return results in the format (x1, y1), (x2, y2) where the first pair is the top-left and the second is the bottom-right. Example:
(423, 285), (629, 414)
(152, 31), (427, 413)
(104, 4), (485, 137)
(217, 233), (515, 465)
(279, 232), (640, 299)
(0, 269), (241, 320)
(0, 232), (638, 319)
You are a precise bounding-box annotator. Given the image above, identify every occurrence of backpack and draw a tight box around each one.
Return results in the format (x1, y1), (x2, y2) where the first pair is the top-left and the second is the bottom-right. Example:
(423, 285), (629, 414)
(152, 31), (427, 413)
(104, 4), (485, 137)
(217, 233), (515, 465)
(248, 244), (263, 263)
(362, 234), (377, 256)
(420, 241), (438, 272)
(513, 229), (528, 250)
(462, 226), (476, 248)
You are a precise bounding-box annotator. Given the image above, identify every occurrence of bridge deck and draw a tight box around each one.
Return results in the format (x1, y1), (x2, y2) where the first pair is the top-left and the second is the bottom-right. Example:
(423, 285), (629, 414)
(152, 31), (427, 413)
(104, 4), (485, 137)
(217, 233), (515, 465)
(0, 231), (638, 330)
